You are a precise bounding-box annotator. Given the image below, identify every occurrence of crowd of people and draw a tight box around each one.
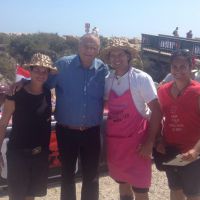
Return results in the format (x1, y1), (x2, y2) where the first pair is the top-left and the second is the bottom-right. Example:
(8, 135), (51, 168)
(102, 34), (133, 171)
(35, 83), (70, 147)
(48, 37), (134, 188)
(0, 31), (200, 200)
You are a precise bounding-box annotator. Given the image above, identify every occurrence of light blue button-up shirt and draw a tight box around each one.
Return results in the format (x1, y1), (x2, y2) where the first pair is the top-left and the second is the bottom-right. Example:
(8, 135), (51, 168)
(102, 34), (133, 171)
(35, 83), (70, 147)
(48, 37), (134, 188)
(46, 55), (108, 126)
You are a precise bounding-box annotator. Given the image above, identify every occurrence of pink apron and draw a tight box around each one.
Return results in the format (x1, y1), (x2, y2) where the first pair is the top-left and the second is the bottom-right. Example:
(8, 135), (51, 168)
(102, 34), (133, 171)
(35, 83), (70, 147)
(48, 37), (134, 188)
(106, 75), (151, 188)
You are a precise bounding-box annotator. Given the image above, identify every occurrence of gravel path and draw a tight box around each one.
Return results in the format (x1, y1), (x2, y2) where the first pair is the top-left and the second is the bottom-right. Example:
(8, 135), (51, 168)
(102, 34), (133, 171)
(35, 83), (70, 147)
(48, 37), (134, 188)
(0, 165), (170, 200)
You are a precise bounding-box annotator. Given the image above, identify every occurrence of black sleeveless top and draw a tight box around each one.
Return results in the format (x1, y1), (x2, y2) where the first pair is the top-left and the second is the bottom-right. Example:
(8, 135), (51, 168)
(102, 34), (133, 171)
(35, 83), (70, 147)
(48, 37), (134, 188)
(7, 87), (51, 150)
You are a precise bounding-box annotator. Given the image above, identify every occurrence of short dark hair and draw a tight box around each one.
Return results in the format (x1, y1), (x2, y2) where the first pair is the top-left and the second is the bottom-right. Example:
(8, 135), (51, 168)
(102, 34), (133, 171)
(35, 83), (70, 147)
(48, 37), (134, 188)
(171, 49), (193, 67)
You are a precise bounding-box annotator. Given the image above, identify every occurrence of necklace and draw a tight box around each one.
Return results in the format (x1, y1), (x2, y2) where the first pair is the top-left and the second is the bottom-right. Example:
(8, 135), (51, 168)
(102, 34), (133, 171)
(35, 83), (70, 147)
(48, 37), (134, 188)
(115, 75), (122, 85)
(114, 69), (130, 85)
(173, 81), (190, 97)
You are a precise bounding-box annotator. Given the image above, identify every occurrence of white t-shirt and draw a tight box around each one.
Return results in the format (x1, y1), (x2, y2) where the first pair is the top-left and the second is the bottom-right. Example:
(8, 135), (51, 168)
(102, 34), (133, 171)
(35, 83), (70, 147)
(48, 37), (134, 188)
(105, 67), (157, 119)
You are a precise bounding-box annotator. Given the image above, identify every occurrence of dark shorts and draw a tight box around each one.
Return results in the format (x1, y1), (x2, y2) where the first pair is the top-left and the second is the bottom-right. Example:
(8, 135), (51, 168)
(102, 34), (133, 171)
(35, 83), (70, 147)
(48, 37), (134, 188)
(7, 149), (49, 199)
(165, 158), (200, 197)
(116, 181), (149, 193)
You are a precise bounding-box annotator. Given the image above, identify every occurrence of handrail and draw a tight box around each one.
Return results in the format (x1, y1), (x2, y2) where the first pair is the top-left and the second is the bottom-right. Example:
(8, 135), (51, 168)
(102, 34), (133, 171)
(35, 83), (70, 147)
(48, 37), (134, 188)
(141, 34), (200, 57)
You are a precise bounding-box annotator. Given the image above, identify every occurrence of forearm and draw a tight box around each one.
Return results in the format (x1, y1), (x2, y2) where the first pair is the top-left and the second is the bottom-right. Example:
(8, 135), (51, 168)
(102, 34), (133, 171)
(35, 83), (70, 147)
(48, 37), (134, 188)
(181, 139), (200, 160)
(146, 101), (162, 145)
(147, 120), (162, 145)
(193, 139), (200, 154)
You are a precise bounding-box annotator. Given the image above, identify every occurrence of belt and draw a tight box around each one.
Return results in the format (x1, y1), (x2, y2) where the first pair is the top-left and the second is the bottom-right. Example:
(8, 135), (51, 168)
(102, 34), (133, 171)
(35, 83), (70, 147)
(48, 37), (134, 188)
(21, 146), (42, 155)
(57, 124), (97, 132)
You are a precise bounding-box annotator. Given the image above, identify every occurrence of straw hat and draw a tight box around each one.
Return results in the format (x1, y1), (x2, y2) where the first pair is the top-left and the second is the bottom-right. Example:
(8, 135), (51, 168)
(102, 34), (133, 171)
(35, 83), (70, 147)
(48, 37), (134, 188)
(24, 53), (57, 74)
(100, 37), (138, 64)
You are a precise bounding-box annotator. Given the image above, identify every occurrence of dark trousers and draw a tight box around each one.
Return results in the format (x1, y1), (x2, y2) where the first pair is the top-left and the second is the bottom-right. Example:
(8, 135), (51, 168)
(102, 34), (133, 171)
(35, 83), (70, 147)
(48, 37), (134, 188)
(7, 149), (49, 200)
(56, 124), (101, 200)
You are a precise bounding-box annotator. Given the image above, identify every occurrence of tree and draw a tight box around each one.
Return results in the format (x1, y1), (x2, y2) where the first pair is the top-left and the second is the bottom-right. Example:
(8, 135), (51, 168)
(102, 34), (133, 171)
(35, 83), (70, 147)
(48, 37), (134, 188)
(9, 34), (36, 64)
(8, 33), (80, 64)
(0, 33), (10, 44)
(0, 53), (16, 82)
(64, 36), (79, 55)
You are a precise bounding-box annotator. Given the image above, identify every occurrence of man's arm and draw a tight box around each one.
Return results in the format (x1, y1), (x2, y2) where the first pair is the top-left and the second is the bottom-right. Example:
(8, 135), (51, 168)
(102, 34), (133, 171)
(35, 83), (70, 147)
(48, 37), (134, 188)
(137, 74), (162, 158)
(45, 73), (58, 90)
(138, 98), (162, 159)
(147, 99), (162, 143)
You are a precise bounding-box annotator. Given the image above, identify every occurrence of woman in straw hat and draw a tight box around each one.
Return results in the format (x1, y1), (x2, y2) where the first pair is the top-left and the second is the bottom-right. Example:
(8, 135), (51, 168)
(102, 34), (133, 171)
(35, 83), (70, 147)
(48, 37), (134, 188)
(101, 38), (161, 200)
(0, 53), (57, 200)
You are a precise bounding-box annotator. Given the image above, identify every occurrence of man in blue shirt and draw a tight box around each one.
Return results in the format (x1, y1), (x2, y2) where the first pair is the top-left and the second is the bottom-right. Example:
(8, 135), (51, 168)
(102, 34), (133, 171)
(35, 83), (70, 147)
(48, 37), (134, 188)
(46, 33), (108, 200)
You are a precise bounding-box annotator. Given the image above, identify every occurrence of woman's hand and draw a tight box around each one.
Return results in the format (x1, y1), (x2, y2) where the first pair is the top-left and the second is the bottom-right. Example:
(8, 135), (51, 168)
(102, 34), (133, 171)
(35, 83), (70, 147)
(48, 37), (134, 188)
(182, 149), (199, 161)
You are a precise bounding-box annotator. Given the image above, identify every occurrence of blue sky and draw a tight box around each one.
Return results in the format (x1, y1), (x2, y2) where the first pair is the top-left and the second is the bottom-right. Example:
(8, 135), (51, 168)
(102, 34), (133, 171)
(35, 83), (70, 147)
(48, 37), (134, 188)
(1, 0), (199, 38)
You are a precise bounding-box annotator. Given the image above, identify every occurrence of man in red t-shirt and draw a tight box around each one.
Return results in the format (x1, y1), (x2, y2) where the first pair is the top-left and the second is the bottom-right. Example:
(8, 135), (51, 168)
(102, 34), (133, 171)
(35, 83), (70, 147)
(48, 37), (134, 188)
(157, 49), (200, 200)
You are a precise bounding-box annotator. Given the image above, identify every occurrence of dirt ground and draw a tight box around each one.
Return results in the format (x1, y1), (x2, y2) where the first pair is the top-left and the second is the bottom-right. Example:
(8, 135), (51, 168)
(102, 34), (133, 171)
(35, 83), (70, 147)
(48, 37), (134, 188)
(0, 165), (170, 200)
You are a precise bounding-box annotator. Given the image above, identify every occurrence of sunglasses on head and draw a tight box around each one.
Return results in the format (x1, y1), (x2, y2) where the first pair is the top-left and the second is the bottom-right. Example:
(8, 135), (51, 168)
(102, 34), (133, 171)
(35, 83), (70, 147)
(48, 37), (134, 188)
(171, 49), (191, 57)
(171, 49), (193, 66)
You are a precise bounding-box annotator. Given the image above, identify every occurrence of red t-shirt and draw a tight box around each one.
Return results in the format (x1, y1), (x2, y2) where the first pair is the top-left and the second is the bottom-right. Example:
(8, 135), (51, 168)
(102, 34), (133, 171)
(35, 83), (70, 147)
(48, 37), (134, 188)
(158, 80), (200, 153)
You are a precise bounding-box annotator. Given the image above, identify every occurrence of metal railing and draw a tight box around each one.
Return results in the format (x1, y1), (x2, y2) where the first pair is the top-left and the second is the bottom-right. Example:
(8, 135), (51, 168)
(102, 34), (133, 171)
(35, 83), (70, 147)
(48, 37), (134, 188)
(141, 34), (200, 57)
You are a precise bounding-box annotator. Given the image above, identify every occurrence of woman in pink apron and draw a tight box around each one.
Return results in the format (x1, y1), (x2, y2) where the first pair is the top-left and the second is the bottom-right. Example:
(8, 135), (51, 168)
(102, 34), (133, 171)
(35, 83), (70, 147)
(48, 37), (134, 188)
(100, 38), (161, 200)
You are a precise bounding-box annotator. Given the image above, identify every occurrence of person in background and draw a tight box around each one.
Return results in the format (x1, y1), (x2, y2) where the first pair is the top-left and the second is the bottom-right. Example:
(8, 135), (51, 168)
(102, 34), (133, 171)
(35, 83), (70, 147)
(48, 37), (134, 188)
(46, 33), (108, 200)
(101, 38), (161, 200)
(186, 30), (193, 39)
(173, 27), (179, 37)
(157, 49), (200, 200)
(0, 53), (57, 200)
